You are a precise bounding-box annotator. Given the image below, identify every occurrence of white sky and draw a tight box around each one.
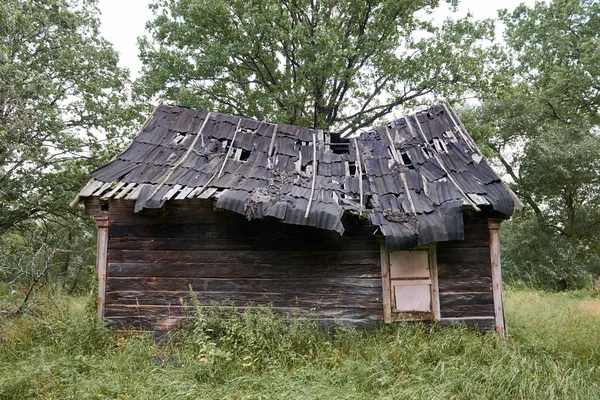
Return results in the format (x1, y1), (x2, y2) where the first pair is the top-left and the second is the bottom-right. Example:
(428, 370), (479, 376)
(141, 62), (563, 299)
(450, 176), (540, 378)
(97, 0), (540, 78)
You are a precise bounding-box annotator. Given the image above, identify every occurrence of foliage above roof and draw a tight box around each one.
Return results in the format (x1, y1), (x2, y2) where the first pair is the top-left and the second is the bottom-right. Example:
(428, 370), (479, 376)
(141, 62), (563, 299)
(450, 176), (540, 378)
(74, 104), (520, 250)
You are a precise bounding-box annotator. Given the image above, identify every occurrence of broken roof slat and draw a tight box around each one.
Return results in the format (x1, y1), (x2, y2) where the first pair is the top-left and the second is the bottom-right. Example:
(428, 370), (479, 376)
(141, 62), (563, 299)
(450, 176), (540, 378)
(78, 179), (105, 197)
(113, 182), (138, 199)
(73, 103), (518, 249)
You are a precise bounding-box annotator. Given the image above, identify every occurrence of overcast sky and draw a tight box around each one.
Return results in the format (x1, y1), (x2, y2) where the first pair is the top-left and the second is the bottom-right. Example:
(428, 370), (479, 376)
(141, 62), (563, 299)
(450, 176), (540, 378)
(97, 0), (540, 78)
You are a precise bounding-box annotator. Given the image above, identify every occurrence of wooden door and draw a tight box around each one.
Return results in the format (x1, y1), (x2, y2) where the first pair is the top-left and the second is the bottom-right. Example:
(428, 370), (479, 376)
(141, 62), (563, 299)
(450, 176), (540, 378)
(386, 247), (440, 320)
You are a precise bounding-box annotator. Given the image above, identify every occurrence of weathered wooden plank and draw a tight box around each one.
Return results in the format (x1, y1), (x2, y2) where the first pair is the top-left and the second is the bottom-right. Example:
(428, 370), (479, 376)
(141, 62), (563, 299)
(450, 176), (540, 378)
(95, 217), (109, 320)
(379, 243), (391, 323)
(106, 277), (382, 294)
(108, 222), (379, 241)
(462, 224), (490, 240)
(89, 197), (378, 232)
(103, 181), (127, 199)
(105, 290), (383, 309)
(429, 243), (441, 321)
(438, 276), (492, 292)
(111, 210), (241, 225)
(436, 238), (489, 248)
(440, 304), (495, 318)
(105, 304), (384, 321)
(114, 182), (138, 200)
(462, 209), (491, 225)
(437, 247), (491, 263)
(108, 262), (380, 279)
(439, 292), (494, 307)
(107, 199), (210, 210)
(79, 179), (105, 198)
(489, 219), (506, 334)
(107, 249), (380, 265)
(107, 236), (380, 252)
(437, 260), (492, 279)
(107, 207), (240, 225)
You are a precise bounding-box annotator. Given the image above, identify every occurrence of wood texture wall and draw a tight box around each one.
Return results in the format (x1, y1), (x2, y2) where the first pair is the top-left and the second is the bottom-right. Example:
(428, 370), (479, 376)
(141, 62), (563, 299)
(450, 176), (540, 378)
(85, 198), (383, 329)
(436, 209), (495, 330)
(85, 199), (497, 330)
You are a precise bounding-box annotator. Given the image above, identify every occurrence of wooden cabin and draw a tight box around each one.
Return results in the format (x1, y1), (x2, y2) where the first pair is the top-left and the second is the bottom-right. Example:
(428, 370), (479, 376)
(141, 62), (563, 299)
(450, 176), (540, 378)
(72, 104), (522, 332)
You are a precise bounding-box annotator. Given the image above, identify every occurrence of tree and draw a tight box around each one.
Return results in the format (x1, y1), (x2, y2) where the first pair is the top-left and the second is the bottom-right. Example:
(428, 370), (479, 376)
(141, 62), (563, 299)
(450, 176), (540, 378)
(501, 0), (600, 126)
(461, 0), (600, 289)
(0, 0), (135, 234)
(0, 0), (139, 298)
(137, 0), (495, 133)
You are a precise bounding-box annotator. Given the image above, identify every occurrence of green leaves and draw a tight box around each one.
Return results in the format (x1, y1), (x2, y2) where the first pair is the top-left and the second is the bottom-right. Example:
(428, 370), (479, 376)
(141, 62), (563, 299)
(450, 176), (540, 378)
(501, 0), (600, 124)
(0, 0), (136, 233)
(137, 0), (493, 133)
(462, 0), (600, 289)
(0, 1), (143, 294)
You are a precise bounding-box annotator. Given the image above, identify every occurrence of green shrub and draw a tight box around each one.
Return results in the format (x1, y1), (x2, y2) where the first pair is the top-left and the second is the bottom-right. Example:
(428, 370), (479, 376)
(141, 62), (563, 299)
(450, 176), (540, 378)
(501, 218), (598, 290)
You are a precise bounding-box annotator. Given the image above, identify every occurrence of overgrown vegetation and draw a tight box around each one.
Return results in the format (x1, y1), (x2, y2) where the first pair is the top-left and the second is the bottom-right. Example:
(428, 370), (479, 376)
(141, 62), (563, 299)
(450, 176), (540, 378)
(1, 288), (599, 399)
(0, 0), (142, 304)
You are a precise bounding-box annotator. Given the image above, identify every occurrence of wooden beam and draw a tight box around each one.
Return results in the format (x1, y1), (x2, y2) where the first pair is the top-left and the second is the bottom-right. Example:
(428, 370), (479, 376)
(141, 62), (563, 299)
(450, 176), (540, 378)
(147, 112), (214, 201)
(386, 126), (417, 215)
(352, 138), (364, 214)
(305, 130), (319, 218)
(95, 216), (110, 321)
(217, 118), (243, 178)
(411, 115), (481, 212)
(429, 244), (441, 322)
(379, 242), (392, 323)
(488, 219), (506, 334)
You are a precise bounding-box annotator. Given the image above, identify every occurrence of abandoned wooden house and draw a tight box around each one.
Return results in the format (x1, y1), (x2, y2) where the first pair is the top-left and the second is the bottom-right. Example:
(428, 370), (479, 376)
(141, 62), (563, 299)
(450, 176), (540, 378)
(72, 104), (522, 332)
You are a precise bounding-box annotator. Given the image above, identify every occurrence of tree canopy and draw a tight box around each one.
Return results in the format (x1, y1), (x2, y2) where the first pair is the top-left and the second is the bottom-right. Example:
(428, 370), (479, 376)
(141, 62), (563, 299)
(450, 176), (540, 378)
(138, 0), (494, 133)
(0, 0), (134, 233)
(462, 0), (600, 289)
(0, 0), (138, 296)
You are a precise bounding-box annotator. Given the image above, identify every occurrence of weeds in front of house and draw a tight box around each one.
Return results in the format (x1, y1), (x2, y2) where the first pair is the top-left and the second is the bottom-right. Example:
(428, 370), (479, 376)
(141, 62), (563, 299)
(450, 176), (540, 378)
(1, 288), (600, 399)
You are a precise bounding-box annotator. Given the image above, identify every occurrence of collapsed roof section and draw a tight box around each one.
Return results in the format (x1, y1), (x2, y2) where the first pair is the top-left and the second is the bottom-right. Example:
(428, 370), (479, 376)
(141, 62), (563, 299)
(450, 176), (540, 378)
(74, 104), (520, 250)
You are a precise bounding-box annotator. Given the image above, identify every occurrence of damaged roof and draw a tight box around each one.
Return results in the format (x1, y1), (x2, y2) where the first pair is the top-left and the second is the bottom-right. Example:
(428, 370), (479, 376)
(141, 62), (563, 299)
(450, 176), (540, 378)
(73, 104), (521, 250)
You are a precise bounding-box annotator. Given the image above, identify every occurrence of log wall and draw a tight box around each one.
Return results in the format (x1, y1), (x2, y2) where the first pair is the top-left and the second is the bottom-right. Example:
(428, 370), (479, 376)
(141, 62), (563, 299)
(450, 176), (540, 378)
(436, 209), (495, 330)
(85, 198), (383, 329)
(85, 199), (498, 330)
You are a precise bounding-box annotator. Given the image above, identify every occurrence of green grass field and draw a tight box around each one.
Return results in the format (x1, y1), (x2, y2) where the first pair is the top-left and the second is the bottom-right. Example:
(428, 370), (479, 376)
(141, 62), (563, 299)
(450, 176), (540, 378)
(1, 289), (599, 399)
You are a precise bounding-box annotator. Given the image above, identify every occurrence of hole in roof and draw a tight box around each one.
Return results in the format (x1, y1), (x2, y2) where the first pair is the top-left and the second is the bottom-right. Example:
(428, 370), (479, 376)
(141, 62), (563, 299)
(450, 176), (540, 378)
(328, 132), (351, 155)
(171, 132), (186, 145)
(349, 162), (357, 176)
(401, 152), (412, 166)
(240, 149), (251, 162)
(331, 143), (350, 155)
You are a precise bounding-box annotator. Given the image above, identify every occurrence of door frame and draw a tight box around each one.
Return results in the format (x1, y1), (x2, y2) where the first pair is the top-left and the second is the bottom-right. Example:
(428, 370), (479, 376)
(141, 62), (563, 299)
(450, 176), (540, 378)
(379, 242), (441, 323)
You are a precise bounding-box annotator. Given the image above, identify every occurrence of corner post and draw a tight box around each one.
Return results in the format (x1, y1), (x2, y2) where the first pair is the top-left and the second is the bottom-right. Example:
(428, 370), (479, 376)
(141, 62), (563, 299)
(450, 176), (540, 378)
(428, 244), (441, 322)
(379, 241), (392, 323)
(95, 216), (109, 321)
(488, 219), (506, 334)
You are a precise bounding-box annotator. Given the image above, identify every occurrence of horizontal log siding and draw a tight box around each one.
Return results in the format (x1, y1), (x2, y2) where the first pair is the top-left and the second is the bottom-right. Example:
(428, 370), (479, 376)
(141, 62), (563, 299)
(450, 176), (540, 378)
(85, 198), (383, 329)
(436, 209), (495, 330)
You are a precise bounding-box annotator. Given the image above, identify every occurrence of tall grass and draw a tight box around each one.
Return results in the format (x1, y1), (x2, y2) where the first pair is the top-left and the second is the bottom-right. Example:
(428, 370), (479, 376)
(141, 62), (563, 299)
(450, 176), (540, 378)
(1, 289), (599, 399)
